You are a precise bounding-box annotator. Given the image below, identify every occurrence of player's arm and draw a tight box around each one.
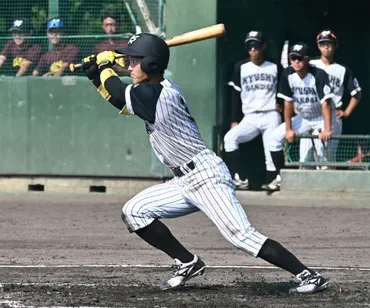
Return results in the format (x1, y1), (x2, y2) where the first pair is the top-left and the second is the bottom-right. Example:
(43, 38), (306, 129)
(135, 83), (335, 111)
(277, 67), (295, 143)
(339, 67), (362, 119)
(315, 69), (334, 141)
(0, 55), (6, 68)
(227, 61), (244, 127)
(53, 62), (69, 77)
(15, 60), (32, 76)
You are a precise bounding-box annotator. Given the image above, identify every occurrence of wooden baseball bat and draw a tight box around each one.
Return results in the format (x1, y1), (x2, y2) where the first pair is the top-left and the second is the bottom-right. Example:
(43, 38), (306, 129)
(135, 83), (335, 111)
(69, 23), (226, 72)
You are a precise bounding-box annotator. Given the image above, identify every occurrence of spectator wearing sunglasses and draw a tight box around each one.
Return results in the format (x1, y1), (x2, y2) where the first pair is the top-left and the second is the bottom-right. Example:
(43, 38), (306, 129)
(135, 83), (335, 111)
(224, 31), (282, 190)
(300, 29), (362, 163)
(262, 42), (341, 192)
(0, 19), (42, 76)
(33, 18), (79, 77)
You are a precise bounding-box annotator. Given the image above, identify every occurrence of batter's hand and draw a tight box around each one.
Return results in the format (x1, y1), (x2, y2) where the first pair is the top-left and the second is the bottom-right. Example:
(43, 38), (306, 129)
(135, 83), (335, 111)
(82, 55), (98, 80)
(96, 51), (115, 70)
(285, 129), (296, 143)
(319, 129), (331, 141)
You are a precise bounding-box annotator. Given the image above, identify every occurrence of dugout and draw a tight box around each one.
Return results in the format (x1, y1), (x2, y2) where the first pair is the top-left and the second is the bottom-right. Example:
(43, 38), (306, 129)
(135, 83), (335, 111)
(217, 0), (370, 189)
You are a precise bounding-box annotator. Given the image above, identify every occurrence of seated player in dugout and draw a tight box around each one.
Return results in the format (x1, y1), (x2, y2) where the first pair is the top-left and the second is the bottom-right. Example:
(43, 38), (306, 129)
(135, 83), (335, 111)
(298, 29), (362, 164)
(262, 42), (341, 192)
(93, 9), (129, 74)
(0, 19), (42, 76)
(79, 33), (329, 294)
(32, 18), (79, 77)
(224, 31), (283, 190)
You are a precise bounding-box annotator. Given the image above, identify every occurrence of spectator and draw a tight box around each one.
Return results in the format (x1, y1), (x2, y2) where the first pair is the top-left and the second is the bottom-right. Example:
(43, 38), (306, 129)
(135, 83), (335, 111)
(93, 9), (128, 72)
(0, 19), (42, 76)
(33, 18), (79, 77)
(224, 31), (282, 190)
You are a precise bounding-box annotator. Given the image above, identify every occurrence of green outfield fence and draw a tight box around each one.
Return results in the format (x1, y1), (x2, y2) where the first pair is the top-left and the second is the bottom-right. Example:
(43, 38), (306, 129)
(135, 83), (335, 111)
(284, 134), (370, 170)
(0, 0), (166, 77)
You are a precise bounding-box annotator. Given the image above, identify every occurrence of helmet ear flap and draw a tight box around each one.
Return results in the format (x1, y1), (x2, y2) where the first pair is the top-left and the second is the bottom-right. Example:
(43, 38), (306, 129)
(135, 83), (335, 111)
(140, 56), (164, 74)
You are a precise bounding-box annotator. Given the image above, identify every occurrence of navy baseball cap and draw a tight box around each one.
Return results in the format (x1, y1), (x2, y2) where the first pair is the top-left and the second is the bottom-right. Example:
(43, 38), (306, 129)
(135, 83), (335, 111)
(289, 42), (310, 57)
(9, 19), (30, 32)
(316, 29), (337, 43)
(244, 31), (265, 44)
(47, 18), (64, 30)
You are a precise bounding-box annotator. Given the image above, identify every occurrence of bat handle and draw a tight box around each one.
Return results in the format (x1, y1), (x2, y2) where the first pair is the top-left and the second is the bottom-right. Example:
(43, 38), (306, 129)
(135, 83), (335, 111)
(69, 63), (83, 73)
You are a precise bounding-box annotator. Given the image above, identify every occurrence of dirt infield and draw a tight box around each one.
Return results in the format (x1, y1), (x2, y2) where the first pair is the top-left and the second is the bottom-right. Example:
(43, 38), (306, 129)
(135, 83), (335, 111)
(0, 193), (369, 307)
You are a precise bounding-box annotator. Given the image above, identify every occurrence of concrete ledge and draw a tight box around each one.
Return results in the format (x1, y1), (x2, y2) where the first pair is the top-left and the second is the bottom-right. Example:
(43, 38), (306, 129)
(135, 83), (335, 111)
(281, 169), (370, 193)
(0, 177), (163, 195)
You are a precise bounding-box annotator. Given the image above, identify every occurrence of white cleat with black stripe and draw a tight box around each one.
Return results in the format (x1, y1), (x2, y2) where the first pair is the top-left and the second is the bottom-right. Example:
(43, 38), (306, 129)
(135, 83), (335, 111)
(289, 270), (329, 294)
(160, 255), (206, 290)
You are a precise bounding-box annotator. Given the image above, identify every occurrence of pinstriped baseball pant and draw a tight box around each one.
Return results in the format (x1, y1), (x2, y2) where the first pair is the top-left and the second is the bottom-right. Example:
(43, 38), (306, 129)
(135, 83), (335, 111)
(122, 149), (268, 257)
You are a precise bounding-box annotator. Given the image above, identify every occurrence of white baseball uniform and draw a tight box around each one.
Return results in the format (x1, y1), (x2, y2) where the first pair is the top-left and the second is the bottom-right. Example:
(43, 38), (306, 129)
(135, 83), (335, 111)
(270, 65), (340, 162)
(121, 79), (267, 257)
(298, 59), (362, 162)
(224, 59), (281, 171)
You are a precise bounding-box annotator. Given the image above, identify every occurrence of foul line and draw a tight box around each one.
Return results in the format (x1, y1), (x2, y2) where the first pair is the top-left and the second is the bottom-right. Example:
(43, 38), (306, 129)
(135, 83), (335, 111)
(0, 264), (369, 271)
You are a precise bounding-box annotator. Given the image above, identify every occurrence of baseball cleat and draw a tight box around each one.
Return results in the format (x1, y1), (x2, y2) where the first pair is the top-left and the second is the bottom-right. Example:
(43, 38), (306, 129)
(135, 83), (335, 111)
(289, 270), (329, 294)
(261, 175), (281, 191)
(160, 255), (206, 290)
(233, 173), (249, 190)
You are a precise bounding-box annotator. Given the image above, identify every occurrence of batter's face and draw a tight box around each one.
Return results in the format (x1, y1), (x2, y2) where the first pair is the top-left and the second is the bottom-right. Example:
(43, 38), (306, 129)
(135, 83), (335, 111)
(102, 17), (117, 35)
(12, 32), (25, 45)
(289, 55), (309, 72)
(246, 41), (265, 61)
(47, 30), (62, 45)
(318, 41), (337, 57)
(128, 56), (148, 84)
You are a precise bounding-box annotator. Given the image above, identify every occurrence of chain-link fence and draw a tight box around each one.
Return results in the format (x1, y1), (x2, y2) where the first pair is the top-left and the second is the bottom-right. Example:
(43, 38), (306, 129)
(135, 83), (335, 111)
(0, 0), (166, 77)
(284, 134), (370, 170)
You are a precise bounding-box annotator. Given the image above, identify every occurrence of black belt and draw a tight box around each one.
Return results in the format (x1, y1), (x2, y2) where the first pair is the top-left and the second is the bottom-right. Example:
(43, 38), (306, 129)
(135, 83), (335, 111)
(171, 161), (195, 177)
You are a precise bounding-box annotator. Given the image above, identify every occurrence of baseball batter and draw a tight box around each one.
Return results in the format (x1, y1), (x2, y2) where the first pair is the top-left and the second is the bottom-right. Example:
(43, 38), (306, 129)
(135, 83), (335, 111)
(299, 29), (362, 162)
(263, 42), (340, 192)
(81, 33), (328, 293)
(224, 31), (281, 190)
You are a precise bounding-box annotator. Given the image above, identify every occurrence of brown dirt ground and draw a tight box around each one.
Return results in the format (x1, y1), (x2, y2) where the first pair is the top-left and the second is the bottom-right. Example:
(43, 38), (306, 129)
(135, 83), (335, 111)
(0, 193), (369, 307)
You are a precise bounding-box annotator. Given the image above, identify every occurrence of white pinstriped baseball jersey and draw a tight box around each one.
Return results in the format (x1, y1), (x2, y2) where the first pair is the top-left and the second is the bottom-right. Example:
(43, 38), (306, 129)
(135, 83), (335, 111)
(310, 59), (361, 108)
(228, 60), (278, 115)
(122, 79), (207, 168)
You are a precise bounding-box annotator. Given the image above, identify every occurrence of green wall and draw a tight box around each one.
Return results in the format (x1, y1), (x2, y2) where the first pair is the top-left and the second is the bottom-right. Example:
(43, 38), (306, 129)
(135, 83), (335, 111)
(0, 77), (158, 177)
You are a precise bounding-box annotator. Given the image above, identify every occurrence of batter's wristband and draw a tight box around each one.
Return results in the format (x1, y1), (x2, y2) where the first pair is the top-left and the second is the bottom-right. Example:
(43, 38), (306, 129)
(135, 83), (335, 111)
(100, 68), (118, 86)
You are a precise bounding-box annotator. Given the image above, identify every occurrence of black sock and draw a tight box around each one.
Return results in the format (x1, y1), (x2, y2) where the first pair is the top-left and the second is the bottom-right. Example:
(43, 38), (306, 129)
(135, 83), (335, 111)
(135, 219), (194, 263)
(225, 150), (241, 179)
(257, 238), (314, 276)
(266, 171), (277, 184)
(270, 150), (285, 175)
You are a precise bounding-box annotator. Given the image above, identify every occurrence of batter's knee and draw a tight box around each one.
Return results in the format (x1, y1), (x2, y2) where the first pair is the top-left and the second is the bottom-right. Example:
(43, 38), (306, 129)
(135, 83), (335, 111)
(269, 129), (284, 152)
(224, 130), (239, 152)
(121, 200), (154, 233)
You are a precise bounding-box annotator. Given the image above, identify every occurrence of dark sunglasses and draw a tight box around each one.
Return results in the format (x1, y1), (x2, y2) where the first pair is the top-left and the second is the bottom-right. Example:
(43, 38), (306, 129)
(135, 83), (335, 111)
(289, 55), (304, 62)
(246, 42), (262, 51)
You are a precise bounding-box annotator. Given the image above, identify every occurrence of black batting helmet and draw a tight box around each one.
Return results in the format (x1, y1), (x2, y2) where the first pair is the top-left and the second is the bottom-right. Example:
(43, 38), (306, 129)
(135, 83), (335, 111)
(116, 33), (169, 74)
(316, 29), (338, 44)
